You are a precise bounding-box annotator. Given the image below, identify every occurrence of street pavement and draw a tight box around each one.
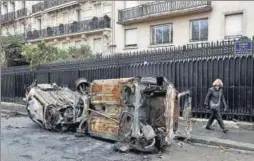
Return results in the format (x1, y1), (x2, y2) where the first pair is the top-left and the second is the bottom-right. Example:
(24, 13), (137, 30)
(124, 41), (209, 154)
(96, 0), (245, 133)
(1, 101), (254, 152)
(1, 113), (254, 161)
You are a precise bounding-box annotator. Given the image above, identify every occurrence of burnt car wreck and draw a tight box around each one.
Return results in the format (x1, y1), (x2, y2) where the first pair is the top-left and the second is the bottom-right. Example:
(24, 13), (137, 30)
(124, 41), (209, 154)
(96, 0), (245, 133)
(25, 77), (191, 153)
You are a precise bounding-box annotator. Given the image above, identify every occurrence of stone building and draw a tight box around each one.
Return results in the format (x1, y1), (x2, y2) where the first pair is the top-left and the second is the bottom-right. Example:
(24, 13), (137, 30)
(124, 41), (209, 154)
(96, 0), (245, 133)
(1, 1), (254, 55)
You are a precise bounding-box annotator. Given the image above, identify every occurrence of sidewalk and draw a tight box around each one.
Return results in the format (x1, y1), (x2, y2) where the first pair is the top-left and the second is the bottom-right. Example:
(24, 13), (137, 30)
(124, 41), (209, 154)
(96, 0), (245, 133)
(1, 102), (27, 116)
(1, 101), (254, 151)
(176, 120), (254, 151)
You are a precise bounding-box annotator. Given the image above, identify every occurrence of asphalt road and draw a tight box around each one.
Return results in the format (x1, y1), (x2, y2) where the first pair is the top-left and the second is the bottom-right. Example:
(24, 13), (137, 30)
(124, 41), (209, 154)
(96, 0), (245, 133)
(1, 113), (254, 161)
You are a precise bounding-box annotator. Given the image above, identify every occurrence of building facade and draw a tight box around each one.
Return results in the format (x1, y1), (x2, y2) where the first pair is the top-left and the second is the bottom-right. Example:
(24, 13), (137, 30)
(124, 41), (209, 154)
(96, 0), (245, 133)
(1, 0), (112, 55)
(1, 1), (254, 55)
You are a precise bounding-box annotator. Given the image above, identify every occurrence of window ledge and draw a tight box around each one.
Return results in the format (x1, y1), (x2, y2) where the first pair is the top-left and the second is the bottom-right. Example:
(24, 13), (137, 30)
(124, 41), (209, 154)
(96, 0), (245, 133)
(124, 46), (138, 50)
(189, 40), (209, 44)
(149, 43), (174, 48)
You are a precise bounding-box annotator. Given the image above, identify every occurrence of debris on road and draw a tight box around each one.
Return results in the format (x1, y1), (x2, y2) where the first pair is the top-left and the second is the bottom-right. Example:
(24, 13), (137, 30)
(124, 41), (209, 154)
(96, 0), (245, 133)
(25, 77), (192, 153)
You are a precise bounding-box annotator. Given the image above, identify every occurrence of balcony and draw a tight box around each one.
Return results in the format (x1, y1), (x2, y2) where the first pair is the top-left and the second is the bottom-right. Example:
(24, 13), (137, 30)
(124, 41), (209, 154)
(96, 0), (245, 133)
(26, 15), (111, 41)
(44, 0), (72, 9)
(118, 1), (212, 24)
(1, 12), (15, 24)
(32, 0), (81, 14)
(16, 8), (27, 19)
(32, 2), (44, 14)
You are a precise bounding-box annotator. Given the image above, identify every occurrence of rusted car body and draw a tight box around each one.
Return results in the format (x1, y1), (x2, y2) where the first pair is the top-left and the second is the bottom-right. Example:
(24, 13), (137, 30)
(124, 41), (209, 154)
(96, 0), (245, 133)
(25, 77), (191, 153)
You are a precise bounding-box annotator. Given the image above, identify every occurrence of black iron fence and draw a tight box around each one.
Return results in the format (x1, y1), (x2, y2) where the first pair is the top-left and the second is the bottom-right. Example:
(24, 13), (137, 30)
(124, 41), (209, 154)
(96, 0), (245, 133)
(1, 38), (254, 122)
(118, 1), (211, 22)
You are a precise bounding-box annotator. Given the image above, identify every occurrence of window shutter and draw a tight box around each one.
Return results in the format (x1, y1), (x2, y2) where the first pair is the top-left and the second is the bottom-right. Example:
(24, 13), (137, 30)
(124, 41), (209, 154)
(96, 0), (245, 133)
(225, 13), (243, 36)
(125, 29), (137, 45)
(93, 38), (102, 53)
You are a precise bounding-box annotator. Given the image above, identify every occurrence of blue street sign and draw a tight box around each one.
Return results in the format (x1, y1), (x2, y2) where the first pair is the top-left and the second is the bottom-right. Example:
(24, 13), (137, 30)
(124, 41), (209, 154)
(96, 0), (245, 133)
(235, 36), (253, 55)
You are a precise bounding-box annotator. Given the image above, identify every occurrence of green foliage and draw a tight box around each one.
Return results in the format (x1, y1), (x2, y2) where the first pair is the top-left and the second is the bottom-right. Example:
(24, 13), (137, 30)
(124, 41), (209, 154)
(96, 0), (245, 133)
(1, 35), (28, 67)
(68, 45), (92, 59)
(22, 42), (92, 68)
(1, 35), (23, 50)
(22, 41), (69, 67)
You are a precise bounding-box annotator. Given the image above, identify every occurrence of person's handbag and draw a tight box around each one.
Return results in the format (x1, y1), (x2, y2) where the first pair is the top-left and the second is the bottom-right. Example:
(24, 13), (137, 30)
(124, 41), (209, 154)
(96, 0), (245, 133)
(209, 89), (222, 110)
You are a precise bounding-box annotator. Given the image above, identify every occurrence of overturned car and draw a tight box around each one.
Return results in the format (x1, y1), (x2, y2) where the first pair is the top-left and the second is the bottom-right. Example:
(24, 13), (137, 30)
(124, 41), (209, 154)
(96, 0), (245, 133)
(25, 77), (191, 153)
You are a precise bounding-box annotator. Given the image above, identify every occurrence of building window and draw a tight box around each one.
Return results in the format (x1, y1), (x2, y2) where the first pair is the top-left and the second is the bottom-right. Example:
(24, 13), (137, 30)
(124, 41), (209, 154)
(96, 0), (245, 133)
(10, 1), (15, 12)
(94, 3), (101, 17)
(225, 13), (243, 38)
(63, 12), (69, 23)
(51, 15), (56, 26)
(125, 28), (137, 48)
(22, 1), (26, 8)
(190, 18), (208, 41)
(20, 23), (25, 33)
(93, 38), (102, 54)
(76, 10), (81, 22)
(3, 3), (8, 14)
(151, 23), (173, 45)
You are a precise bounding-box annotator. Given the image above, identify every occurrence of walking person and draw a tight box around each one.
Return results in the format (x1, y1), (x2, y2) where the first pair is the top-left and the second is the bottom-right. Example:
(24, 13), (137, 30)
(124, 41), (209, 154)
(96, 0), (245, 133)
(204, 79), (229, 133)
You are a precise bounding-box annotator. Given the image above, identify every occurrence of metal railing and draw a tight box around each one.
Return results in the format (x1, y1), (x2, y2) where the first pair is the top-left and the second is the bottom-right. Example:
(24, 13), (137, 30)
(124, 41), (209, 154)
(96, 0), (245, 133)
(44, 0), (71, 9)
(32, 0), (78, 13)
(26, 16), (111, 40)
(16, 8), (27, 18)
(32, 2), (44, 13)
(1, 11), (15, 23)
(118, 1), (211, 22)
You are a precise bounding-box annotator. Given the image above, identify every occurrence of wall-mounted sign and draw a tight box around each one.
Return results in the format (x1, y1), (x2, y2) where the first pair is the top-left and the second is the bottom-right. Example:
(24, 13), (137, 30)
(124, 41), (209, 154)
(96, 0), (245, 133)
(235, 36), (253, 55)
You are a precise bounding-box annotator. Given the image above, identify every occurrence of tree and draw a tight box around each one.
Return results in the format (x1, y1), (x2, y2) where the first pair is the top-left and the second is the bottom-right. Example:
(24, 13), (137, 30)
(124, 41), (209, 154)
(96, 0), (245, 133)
(68, 45), (92, 59)
(22, 42), (92, 68)
(1, 35), (28, 67)
(22, 41), (69, 67)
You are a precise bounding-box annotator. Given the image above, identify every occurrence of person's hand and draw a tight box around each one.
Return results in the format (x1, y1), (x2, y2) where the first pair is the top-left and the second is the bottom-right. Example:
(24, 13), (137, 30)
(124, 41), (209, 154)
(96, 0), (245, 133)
(224, 107), (228, 112)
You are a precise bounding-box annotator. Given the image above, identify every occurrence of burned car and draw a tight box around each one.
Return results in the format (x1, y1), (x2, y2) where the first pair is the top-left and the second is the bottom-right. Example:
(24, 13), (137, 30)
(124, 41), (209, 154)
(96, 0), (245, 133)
(25, 77), (191, 153)
(24, 80), (88, 131)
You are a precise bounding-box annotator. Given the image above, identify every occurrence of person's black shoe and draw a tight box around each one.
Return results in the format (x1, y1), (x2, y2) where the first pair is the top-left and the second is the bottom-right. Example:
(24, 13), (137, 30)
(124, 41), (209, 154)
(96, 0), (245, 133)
(206, 127), (214, 130)
(223, 129), (228, 133)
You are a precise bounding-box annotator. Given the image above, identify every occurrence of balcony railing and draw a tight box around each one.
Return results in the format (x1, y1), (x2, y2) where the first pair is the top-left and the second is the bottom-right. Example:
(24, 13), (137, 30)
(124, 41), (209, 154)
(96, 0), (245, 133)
(1, 12), (15, 24)
(118, 1), (212, 23)
(32, 0), (79, 14)
(44, 0), (71, 9)
(26, 16), (111, 40)
(16, 8), (27, 19)
(32, 2), (44, 13)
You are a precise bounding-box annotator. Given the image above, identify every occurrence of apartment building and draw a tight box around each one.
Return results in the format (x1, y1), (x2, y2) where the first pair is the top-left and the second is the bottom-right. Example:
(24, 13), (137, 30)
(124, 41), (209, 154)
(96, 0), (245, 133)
(1, 0), (112, 55)
(1, 1), (254, 54)
(114, 1), (254, 52)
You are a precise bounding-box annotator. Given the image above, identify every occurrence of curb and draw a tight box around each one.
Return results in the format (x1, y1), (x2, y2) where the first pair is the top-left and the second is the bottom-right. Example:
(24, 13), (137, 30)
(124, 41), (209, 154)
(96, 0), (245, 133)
(175, 135), (254, 152)
(1, 109), (28, 116)
(1, 102), (26, 108)
(1, 102), (27, 116)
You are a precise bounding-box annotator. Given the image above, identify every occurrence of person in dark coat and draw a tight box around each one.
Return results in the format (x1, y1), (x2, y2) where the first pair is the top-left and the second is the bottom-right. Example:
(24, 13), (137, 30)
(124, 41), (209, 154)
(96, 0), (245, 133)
(204, 79), (228, 133)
